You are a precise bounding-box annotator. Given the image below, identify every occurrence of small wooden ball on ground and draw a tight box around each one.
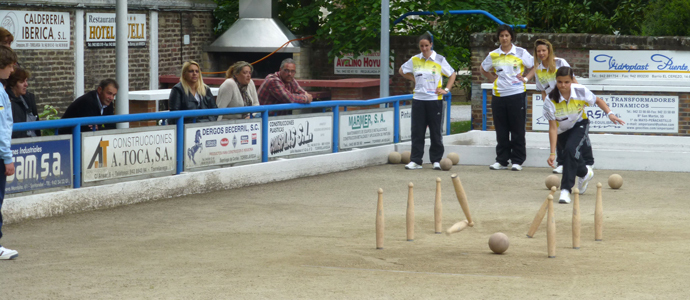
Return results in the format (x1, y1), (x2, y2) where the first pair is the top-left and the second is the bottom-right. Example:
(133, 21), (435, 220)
(401, 151), (411, 164)
(440, 158), (453, 171)
(608, 174), (623, 189)
(488, 232), (509, 254)
(545, 175), (560, 190)
(447, 152), (460, 165)
(388, 152), (401, 164)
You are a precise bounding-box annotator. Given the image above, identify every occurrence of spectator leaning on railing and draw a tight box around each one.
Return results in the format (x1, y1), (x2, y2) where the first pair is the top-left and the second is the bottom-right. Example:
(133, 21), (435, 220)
(217, 61), (259, 120)
(6, 67), (40, 138)
(0, 45), (18, 260)
(258, 58), (312, 115)
(61, 79), (118, 134)
(168, 61), (217, 124)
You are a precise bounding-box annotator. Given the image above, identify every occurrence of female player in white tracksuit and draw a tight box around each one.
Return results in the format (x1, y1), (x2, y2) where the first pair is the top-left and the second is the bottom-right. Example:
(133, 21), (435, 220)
(543, 67), (625, 204)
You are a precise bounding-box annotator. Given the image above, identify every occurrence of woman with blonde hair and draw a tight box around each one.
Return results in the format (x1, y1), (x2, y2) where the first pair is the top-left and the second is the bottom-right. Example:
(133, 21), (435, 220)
(168, 61), (217, 123)
(216, 61), (259, 120)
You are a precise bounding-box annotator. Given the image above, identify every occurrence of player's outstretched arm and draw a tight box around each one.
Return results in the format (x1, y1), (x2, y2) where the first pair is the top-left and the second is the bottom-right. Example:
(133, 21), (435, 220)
(595, 97), (626, 125)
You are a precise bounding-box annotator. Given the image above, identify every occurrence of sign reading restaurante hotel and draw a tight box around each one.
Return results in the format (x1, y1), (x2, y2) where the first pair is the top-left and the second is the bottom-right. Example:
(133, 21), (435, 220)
(86, 13), (147, 47)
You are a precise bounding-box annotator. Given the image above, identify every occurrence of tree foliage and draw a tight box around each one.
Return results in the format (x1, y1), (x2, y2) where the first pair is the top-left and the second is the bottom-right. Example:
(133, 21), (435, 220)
(641, 0), (690, 36)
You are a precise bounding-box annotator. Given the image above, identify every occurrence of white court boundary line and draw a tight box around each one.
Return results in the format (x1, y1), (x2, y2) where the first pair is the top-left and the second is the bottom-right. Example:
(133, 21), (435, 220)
(302, 265), (521, 279)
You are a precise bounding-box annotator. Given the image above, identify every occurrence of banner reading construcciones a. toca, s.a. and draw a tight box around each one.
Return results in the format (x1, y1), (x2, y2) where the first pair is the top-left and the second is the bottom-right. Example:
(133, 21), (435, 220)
(82, 128), (176, 184)
(184, 120), (261, 170)
(268, 113), (333, 158)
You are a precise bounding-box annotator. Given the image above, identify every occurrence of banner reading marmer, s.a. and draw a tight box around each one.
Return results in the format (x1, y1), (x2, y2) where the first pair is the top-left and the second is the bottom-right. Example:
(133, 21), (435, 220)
(184, 120), (261, 170)
(82, 129), (176, 183)
(339, 109), (394, 150)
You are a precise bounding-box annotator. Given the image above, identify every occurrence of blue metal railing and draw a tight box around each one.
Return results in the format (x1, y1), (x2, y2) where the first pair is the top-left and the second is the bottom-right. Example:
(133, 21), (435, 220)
(393, 10), (527, 28)
(13, 94), (453, 189)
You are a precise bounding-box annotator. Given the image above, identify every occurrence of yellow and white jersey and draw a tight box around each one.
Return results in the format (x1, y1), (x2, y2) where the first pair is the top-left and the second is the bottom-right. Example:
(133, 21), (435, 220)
(543, 83), (597, 134)
(535, 57), (570, 94)
(481, 44), (534, 97)
(401, 51), (455, 100)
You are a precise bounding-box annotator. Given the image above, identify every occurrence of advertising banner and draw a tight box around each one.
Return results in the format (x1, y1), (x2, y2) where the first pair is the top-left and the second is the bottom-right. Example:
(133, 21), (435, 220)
(589, 50), (690, 80)
(6, 136), (72, 194)
(82, 128), (176, 183)
(86, 13), (146, 47)
(531, 94), (678, 133)
(268, 113), (333, 158)
(184, 120), (261, 170)
(399, 104), (447, 141)
(339, 109), (394, 150)
(0, 10), (70, 49)
(334, 51), (394, 75)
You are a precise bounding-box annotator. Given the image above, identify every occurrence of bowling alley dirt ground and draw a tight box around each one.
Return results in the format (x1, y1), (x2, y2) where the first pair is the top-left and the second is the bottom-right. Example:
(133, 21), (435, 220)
(3, 164), (690, 299)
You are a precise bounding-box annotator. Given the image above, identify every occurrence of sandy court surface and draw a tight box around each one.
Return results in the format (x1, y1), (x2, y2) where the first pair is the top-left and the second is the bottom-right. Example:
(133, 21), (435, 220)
(3, 164), (690, 299)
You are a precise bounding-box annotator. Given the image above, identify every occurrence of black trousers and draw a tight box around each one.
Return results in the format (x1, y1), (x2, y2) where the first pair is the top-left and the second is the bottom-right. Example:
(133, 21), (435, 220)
(0, 163), (5, 241)
(491, 92), (526, 165)
(558, 119), (591, 192)
(410, 99), (444, 165)
(557, 135), (594, 166)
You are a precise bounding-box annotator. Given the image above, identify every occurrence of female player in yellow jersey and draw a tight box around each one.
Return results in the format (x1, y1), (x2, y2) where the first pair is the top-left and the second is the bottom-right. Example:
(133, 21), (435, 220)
(543, 67), (625, 204)
(523, 39), (593, 174)
(480, 25), (534, 171)
(399, 33), (456, 170)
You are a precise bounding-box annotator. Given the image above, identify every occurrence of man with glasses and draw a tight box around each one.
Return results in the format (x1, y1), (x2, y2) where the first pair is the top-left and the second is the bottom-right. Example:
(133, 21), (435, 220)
(258, 58), (312, 114)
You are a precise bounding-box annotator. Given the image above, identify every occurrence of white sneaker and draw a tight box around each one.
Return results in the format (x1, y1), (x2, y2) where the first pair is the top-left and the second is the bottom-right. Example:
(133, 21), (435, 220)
(489, 162), (508, 170)
(0, 246), (18, 260)
(559, 189), (571, 204)
(553, 165), (563, 174)
(405, 162), (423, 170)
(577, 166), (594, 194)
(432, 162), (441, 170)
(511, 164), (522, 171)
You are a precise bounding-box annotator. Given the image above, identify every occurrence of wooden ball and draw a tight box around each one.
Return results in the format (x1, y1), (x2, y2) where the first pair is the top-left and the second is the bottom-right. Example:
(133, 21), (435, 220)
(545, 175), (560, 190)
(608, 174), (623, 189)
(488, 232), (509, 254)
(440, 158), (453, 171)
(400, 151), (411, 164)
(388, 152), (401, 164)
(447, 152), (460, 165)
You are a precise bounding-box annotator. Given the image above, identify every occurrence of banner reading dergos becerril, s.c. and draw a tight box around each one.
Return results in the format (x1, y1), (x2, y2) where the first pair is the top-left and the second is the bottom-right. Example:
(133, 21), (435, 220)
(184, 120), (262, 170)
(82, 128), (176, 184)
(0, 10), (70, 49)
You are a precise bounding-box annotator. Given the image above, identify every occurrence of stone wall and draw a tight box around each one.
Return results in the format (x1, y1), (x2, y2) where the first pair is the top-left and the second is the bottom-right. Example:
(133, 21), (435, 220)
(470, 33), (690, 136)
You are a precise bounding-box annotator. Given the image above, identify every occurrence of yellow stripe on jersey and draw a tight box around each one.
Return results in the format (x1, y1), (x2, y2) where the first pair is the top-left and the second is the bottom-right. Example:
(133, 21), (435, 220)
(490, 52), (526, 95)
(536, 68), (556, 86)
(411, 56), (444, 100)
(553, 99), (589, 122)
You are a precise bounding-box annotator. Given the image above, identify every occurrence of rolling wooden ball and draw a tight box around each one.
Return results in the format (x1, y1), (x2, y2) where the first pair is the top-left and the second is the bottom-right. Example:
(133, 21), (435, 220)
(545, 175), (560, 190)
(440, 158), (453, 171)
(401, 151), (411, 164)
(446, 152), (460, 165)
(608, 174), (623, 189)
(388, 152), (401, 164)
(488, 232), (509, 254)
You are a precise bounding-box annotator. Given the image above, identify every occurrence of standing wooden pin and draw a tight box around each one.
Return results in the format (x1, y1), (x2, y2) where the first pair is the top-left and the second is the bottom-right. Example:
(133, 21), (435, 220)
(407, 182), (415, 241)
(450, 174), (474, 227)
(527, 187), (557, 238)
(434, 178), (443, 234)
(595, 182), (603, 241)
(572, 188), (581, 249)
(376, 188), (384, 249)
(547, 195), (556, 258)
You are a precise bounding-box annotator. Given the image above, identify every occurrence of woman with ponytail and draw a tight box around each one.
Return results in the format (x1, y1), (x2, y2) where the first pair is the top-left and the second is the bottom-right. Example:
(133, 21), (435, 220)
(543, 67), (624, 204)
(217, 61), (259, 120)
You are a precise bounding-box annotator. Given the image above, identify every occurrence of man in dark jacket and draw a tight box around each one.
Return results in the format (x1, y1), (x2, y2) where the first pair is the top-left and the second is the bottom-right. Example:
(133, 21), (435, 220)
(62, 79), (118, 134)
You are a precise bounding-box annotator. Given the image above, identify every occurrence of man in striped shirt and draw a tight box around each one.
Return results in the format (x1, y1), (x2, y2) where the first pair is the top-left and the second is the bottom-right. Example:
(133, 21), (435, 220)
(258, 58), (312, 115)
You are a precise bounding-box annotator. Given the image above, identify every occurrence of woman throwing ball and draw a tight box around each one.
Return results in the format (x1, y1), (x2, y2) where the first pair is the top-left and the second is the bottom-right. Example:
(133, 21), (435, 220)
(399, 33), (456, 170)
(543, 67), (625, 204)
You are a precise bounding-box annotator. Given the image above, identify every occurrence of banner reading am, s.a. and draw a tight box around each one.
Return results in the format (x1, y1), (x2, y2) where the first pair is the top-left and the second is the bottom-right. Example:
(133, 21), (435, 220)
(82, 128), (176, 183)
(268, 113), (332, 158)
(7, 136), (72, 194)
(86, 13), (146, 47)
(531, 94), (678, 133)
(339, 109), (394, 150)
(0, 10), (70, 49)
(184, 120), (261, 170)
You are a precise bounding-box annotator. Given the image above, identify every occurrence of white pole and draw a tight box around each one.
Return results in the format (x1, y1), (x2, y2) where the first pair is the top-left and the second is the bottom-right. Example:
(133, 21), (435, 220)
(74, 9), (84, 99)
(379, 0), (390, 97)
(149, 10), (158, 91)
(115, 0), (129, 128)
